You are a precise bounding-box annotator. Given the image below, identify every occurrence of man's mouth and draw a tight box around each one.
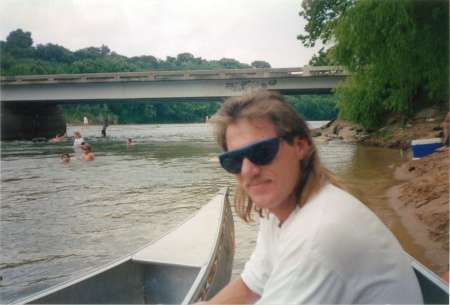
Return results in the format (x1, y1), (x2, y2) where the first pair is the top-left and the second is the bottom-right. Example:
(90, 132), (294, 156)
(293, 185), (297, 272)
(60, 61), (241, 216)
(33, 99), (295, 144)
(247, 179), (271, 189)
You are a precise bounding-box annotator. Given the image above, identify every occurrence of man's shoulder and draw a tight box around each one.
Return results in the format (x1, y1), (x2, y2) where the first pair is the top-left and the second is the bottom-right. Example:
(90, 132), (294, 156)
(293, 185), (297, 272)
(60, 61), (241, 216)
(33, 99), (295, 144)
(310, 184), (375, 221)
(315, 183), (358, 204)
(302, 185), (405, 278)
(310, 184), (388, 236)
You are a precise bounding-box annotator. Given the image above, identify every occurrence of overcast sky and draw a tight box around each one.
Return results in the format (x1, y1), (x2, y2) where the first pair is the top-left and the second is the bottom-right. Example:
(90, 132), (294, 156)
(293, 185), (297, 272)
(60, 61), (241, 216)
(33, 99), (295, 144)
(0, 0), (320, 68)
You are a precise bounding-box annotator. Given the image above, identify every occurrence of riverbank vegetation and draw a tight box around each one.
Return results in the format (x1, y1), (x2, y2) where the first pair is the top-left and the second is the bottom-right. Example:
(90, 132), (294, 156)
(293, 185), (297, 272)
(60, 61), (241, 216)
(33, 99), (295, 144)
(299, 0), (448, 129)
(62, 95), (337, 124)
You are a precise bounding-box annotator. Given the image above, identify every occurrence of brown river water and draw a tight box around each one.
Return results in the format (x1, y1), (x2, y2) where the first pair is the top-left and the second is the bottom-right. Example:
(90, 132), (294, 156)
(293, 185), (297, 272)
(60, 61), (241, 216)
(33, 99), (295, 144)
(0, 123), (426, 303)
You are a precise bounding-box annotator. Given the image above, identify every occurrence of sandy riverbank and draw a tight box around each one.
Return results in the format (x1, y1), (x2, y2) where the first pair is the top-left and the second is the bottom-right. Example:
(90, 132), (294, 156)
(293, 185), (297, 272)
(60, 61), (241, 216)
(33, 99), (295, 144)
(388, 149), (449, 274)
(314, 110), (449, 275)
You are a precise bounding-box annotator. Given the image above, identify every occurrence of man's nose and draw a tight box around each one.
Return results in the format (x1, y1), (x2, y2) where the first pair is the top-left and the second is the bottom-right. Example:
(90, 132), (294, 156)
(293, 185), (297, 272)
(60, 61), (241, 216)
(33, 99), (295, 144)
(240, 158), (260, 177)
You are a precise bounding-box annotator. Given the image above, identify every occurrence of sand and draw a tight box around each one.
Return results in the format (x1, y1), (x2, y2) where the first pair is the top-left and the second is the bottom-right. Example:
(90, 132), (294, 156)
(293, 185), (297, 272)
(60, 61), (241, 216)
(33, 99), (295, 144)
(388, 149), (449, 275)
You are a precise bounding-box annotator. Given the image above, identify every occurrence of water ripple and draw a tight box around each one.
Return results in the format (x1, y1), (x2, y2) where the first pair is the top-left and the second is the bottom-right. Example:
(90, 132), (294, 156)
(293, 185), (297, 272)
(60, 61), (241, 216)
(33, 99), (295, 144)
(0, 254), (79, 271)
(2, 176), (41, 183)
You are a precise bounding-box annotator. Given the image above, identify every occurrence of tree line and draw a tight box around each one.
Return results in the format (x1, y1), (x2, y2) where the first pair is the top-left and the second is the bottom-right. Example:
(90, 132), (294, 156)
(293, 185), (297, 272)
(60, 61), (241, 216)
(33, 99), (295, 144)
(0, 28), (338, 123)
(299, 0), (449, 128)
(62, 96), (337, 125)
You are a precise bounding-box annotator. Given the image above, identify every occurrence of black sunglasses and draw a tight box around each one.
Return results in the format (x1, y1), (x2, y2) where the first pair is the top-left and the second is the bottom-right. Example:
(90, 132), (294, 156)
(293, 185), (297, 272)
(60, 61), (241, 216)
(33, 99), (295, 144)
(219, 136), (284, 174)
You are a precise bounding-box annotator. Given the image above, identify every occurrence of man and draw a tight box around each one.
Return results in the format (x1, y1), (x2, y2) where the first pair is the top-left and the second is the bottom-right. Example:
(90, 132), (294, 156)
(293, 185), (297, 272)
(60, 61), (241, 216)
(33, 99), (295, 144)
(101, 118), (109, 137)
(207, 90), (423, 304)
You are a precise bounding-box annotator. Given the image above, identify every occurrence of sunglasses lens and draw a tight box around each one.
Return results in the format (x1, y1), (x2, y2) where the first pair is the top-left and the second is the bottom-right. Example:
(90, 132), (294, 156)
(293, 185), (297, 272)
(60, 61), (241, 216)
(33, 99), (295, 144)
(248, 138), (279, 165)
(219, 154), (243, 174)
(218, 137), (280, 174)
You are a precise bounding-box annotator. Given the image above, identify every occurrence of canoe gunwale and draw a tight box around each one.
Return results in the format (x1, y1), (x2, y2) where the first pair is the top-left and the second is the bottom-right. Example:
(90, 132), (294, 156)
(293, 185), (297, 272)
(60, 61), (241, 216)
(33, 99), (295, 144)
(405, 252), (449, 293)
(182, 187), (232, 304)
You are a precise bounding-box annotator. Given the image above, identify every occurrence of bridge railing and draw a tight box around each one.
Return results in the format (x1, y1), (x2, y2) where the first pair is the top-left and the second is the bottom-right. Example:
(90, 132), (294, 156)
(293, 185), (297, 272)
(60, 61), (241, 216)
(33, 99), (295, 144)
(0, 66), (347, 85)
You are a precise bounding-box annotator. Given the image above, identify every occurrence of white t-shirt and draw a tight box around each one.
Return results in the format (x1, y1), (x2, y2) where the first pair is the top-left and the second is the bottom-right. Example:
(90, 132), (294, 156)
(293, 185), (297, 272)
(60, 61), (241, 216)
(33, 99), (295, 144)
(241, 183), (423, 304)
(73, 137), (85, 156)
(73, 137), (84, 147)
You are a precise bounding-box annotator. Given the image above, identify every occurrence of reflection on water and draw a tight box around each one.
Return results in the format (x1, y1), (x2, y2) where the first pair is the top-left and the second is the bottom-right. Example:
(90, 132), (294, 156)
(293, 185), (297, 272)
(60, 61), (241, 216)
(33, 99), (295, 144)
(0, 123), (423, 303)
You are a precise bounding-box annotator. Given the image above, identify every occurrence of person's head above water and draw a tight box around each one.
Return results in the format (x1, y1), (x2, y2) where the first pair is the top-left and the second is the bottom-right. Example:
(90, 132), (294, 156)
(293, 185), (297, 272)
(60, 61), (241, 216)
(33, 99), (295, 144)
(81, 143), (92, 152)
(61, 153), (70, 162)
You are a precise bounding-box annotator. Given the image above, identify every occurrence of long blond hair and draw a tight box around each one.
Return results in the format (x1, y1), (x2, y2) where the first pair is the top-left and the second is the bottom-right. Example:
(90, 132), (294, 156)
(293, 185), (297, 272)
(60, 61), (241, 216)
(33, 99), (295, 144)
(209, 90), (340, 222)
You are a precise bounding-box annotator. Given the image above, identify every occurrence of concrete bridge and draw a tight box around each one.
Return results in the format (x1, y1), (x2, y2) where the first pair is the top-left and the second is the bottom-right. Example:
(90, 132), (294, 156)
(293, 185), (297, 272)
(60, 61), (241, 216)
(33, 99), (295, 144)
(1, 66), (347, 103)
(0, 66), (347, 140)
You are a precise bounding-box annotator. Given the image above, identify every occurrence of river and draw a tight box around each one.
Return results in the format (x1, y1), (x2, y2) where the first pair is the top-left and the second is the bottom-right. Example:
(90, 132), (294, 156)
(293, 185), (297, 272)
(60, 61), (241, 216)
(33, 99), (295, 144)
(0, 122), (426, 303)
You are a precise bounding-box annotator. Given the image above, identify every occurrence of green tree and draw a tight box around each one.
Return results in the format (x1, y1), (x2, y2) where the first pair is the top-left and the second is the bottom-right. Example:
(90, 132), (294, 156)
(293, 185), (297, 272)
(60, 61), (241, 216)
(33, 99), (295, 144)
(308, 47), (335, 66)
(73, 46), (110, 61)
(298, 0), (354, 47)
(6, 28), (33, 49)
(299, 0), (449, 129)
(286, 95), (338, 120)
(129, 55), (159, 70)
(251, 60), (271, 68)
(218, 58), (250, 69)
(35, 43), (74, 63)
(176, 52), (195, 63)
(4, 28), (35, 59)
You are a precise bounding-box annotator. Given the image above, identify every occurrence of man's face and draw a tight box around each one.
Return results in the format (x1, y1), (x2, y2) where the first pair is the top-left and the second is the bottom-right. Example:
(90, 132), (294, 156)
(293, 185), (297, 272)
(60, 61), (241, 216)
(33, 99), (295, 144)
(225, 117), (307, 214)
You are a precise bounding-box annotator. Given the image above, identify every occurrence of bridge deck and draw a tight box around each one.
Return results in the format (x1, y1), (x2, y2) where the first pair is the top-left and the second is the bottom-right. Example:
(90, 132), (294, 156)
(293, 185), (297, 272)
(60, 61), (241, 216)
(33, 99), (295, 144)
(0, 66), (348, 103)
(1, 66), (347, 86)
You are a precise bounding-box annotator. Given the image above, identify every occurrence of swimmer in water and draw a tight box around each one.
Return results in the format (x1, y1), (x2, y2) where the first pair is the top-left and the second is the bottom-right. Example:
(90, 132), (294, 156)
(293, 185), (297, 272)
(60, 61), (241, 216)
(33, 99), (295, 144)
(61, 153), (71, 163)
(80, 143), (95, 161)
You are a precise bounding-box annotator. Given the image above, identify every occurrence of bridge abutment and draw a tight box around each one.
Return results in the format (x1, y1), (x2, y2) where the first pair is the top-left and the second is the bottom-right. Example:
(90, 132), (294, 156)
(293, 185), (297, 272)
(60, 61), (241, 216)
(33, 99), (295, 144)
(1, 103), (66, 141)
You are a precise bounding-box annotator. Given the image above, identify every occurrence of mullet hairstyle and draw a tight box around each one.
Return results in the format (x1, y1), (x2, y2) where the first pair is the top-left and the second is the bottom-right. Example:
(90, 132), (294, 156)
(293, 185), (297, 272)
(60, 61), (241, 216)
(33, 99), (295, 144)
(209, 89), (341, 222)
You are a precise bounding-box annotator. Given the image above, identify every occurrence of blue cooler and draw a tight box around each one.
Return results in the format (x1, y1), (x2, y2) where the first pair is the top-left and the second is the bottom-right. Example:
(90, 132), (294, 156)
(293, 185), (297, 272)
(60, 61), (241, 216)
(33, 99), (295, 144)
(411, 138), (442, 159)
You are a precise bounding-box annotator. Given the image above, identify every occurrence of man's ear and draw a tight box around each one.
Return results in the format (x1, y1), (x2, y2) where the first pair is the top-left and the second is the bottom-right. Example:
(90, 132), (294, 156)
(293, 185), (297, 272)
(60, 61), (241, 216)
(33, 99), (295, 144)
(293, 136), (310, 160)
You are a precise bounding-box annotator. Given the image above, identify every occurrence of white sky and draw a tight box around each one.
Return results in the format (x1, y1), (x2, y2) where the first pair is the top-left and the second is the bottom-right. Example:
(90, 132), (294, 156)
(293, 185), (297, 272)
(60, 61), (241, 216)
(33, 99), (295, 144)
(0, 0), (320, 68)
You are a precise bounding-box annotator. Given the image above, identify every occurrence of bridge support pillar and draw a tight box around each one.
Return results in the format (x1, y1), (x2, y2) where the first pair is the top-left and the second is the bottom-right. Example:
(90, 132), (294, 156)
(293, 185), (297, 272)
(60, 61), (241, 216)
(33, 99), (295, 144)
(1, 103), (66, 141)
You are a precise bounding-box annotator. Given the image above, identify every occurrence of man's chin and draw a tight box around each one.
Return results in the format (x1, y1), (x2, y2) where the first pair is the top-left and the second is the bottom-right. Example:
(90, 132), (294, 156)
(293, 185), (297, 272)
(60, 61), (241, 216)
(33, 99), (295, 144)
(251, 197), (273, 210)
